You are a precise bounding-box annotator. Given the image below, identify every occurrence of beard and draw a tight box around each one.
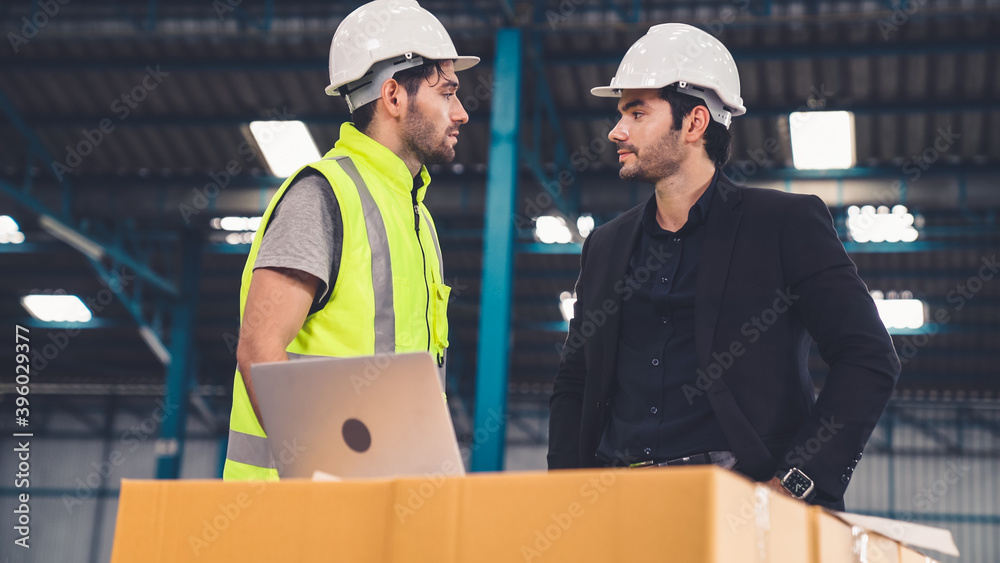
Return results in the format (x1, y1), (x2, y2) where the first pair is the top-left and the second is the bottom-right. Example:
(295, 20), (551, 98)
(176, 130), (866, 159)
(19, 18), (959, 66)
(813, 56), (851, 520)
(401, 104), (457, 165)
(618, 126), (683, 184)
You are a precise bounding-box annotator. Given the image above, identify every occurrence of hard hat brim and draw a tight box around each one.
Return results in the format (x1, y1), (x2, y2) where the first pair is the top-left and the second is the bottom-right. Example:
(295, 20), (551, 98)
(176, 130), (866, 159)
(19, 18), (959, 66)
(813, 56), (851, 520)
(590, 85), (622, 98)
(326, 55), (481, 97)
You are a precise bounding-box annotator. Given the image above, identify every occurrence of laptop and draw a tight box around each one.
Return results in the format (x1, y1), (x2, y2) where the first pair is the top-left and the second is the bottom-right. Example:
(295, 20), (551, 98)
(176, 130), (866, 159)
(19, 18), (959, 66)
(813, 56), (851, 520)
(250, 352), (465, 479)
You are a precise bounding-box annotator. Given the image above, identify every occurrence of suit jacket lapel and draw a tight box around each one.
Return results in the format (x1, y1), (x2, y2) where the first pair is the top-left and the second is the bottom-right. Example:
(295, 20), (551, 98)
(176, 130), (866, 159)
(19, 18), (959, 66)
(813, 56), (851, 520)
(695, 177), (744, 370)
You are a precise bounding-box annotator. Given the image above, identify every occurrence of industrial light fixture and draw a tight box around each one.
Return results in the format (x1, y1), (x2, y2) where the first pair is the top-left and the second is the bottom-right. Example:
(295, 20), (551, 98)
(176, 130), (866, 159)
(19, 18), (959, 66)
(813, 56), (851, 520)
(0, 214), (25, 244)
(577, 214), (595, 238)
(789, 111), (856, 170)
(559, 291), (577, 322)
(870, 290), (925, 330)
(847, 205), (919, 243)
(211, 216), (262, 232)
(21, 294), (93, 323)
(225, 232), (255, 245)
(39, 215), (104, 260)
(535, 215), (573, 244)
(249, 120), (321, 177)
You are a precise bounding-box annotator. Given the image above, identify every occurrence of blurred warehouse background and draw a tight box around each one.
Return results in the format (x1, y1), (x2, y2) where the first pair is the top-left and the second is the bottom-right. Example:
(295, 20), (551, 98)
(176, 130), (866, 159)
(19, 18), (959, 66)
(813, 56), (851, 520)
(1, 0), (998, 561)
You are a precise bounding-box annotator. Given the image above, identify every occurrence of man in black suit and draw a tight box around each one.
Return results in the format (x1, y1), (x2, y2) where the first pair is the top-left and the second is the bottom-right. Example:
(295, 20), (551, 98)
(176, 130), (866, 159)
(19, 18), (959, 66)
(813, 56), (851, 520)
(547, 24), (899, 509)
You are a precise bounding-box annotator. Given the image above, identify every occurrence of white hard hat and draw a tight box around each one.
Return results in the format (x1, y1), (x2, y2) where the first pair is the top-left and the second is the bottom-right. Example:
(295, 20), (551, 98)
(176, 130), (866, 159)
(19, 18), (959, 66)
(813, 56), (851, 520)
(326, 0), (480, 111)
(591, 23), (746, 129)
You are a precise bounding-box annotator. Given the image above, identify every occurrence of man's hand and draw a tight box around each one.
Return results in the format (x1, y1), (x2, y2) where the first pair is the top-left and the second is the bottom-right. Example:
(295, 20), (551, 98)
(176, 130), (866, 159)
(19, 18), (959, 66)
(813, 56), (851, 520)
(764, 476), (793, 498)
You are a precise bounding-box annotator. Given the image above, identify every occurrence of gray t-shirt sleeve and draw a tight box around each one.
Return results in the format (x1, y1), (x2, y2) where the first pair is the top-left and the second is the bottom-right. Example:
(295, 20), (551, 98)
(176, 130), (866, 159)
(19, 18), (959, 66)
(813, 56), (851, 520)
(254, 170), (343, 314)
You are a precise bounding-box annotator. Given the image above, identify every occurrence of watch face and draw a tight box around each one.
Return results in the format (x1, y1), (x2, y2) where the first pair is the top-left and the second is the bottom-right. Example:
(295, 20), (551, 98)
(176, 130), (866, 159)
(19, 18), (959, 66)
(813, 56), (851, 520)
(783, 469), (814, 499)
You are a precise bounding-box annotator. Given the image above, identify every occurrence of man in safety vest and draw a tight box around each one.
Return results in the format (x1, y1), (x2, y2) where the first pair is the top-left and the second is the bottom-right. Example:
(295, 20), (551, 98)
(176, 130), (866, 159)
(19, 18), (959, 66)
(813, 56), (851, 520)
(224, 0), (479, 480)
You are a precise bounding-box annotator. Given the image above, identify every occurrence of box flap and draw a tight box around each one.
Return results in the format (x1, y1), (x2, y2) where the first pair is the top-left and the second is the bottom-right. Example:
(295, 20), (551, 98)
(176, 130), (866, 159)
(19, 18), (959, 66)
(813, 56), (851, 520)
(831, 511), (959, 557)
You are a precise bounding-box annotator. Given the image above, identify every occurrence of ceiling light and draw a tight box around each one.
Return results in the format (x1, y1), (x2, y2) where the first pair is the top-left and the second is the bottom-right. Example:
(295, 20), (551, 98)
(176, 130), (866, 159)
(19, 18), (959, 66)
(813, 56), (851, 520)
(789, 111), (856, 170)
(21, 294), (93, 323)
(847, 205), (918, 243)
(535, 215), (573, 244)
(871, 292), (925, 330)
(249, 120), (321, 177)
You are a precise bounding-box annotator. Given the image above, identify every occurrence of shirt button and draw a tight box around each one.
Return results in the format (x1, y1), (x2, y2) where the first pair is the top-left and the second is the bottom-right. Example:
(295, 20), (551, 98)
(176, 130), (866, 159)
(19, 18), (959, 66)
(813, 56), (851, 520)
(651, 358), (659, 366)
(643, 447), (652, 456)
(673, 237), (681, 242)
(661, 317), (668, 324)
(650, 407), (658, 414)
(660, 277), (669, 284)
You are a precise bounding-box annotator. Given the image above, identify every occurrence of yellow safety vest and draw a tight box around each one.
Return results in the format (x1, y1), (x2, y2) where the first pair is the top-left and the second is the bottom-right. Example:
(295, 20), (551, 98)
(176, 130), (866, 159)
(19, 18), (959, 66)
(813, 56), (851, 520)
(223, 123), (450, 480)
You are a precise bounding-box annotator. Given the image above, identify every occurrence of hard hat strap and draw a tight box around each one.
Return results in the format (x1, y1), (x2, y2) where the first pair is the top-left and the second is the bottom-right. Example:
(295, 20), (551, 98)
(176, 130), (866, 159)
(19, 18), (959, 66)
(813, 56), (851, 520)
(342, 54), (427, 113)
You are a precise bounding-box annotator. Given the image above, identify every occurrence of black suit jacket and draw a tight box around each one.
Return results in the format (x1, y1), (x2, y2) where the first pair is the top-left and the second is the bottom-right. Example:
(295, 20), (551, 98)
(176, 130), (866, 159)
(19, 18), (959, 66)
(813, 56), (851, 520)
(548, 174), (899, 503)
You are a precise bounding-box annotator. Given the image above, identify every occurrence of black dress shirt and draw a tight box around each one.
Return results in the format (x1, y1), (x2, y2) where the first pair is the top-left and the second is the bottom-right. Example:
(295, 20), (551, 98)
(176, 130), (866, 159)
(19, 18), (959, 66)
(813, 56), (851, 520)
(596, 173), (730, 465)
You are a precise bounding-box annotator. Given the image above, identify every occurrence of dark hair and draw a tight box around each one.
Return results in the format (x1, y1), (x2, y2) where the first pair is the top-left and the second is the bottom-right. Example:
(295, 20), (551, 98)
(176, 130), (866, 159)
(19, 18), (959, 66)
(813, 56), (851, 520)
(351, 60), (447, 133)
(658, 86), (732, 168)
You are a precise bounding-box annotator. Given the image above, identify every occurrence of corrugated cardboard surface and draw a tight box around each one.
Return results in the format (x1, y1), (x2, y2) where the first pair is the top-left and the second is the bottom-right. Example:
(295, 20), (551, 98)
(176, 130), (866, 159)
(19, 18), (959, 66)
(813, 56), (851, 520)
(111, 466), (811, 562)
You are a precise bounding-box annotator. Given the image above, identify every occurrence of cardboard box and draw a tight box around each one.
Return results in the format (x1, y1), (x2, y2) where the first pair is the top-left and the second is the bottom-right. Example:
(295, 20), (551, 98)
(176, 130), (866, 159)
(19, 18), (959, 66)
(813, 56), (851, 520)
(110, 466), (809, 563)
(810, 507), (900, 563)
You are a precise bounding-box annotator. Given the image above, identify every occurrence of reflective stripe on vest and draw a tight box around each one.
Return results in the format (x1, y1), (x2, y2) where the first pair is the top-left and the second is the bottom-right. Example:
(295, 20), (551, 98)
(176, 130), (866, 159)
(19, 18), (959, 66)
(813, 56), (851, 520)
(327, 156), (396, 354)
(224, 156), (394, 470)
(227, 429), (276, 469)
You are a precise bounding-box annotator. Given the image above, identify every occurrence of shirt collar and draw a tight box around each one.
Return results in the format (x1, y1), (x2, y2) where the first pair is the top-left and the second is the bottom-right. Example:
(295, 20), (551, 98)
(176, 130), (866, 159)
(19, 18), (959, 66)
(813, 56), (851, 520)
(642, 169), (718, 238)
(323, 122), (432, 202)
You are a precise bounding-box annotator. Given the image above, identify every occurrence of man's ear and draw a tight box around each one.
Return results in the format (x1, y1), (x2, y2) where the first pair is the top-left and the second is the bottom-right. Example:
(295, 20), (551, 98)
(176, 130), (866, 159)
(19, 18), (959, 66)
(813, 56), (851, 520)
(684, 105), (711, 143)
(380, 78), (407, 118)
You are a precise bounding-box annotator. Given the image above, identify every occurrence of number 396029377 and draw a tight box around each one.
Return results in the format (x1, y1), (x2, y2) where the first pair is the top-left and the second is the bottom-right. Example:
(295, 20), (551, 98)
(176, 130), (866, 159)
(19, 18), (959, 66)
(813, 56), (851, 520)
(15, 325), (30, 425)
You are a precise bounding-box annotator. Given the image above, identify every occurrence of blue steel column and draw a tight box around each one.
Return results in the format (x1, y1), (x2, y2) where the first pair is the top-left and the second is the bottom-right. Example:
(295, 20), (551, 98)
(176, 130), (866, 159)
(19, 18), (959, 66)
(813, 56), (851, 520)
(471, 28), (522, 472)
(155, 228), (202, 478)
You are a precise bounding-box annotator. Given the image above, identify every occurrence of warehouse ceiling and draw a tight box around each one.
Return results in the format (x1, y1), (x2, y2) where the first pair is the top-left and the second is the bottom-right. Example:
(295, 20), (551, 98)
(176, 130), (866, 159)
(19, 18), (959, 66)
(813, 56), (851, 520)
(1, 0), (998, 437)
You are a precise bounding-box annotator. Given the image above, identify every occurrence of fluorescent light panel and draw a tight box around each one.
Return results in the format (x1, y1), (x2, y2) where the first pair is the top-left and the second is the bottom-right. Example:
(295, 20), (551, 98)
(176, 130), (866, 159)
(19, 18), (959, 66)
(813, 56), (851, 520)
(848, 205), (918, 243)
(535, 215), (573, 244)
(0, 214), (25, 244)
(249, 120), (321, 177)
(871, 292), (925, 330)
(21, 294), (93, 323)
(789, 111), (856, 170)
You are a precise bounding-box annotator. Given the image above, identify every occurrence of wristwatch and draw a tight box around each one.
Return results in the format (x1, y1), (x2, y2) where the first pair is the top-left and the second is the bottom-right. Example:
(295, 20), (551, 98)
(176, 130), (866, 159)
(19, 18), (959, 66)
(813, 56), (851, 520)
(775, 467), (815, 501)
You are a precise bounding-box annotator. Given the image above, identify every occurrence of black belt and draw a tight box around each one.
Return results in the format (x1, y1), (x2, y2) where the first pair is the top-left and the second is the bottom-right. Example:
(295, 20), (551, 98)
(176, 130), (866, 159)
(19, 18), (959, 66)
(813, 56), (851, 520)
(628, 450), (737, 470)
